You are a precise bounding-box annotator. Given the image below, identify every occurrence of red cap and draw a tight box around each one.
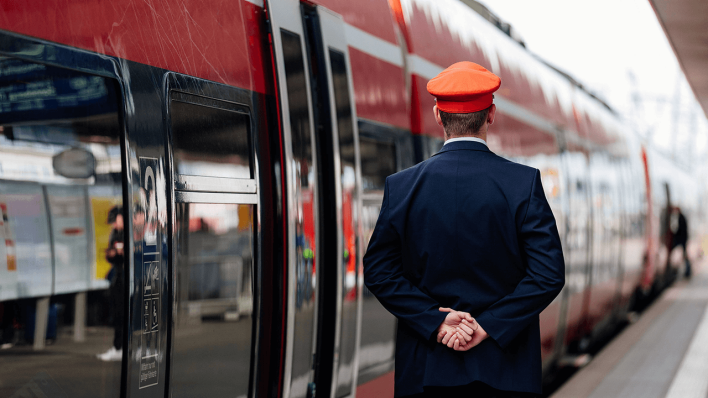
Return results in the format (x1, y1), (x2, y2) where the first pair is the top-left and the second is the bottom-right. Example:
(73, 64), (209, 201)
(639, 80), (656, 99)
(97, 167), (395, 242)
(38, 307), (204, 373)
(427, 62), (501, 113)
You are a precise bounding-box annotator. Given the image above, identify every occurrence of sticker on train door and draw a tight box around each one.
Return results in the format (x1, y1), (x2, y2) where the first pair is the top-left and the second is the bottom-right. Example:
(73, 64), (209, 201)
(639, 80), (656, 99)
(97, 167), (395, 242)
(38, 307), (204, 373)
(139, 157), (160, 389)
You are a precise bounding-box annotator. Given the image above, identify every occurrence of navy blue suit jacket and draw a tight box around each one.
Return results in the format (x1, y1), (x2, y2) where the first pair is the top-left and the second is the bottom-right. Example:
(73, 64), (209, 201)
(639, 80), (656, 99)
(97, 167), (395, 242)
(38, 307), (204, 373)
(363, 141), (565, 396)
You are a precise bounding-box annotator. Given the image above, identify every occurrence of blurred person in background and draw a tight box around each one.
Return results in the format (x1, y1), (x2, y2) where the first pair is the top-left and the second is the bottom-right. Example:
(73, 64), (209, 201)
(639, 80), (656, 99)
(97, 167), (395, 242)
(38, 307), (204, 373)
(671, 206), (691, 278)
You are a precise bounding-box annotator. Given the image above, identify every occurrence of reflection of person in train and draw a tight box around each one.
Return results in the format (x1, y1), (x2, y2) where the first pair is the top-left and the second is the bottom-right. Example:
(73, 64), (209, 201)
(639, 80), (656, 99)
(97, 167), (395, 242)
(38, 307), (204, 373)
(0, 301), (18, 349)
(342, 190), (357, 302)
(98, 206), (125, 361)
(295, 221), (312, 308)
(671, 206), (691, 278)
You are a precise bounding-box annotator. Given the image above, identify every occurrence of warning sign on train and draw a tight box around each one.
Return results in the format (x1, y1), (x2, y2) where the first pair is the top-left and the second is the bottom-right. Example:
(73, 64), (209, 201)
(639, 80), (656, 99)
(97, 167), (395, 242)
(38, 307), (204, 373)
(139, 157), (160, 389)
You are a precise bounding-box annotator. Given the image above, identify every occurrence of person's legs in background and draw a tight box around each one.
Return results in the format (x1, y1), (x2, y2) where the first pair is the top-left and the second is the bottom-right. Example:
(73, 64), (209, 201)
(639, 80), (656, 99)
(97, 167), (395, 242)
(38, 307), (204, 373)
(683, 244), (692, 278)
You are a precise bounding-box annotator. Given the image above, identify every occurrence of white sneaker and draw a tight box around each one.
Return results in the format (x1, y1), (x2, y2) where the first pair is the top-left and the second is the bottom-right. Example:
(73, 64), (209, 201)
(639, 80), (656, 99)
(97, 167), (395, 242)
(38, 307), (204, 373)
(97, 347), (122, 361)
(1, 343), (13, 350)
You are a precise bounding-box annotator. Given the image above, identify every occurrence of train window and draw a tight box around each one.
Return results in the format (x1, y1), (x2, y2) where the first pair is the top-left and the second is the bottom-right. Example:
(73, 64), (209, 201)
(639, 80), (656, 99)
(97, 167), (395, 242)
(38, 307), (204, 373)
(359, 137), (396, 192)
(281, 30), (314, 191)
(170, 92), (252, 180)
(0, 57), (124, 397)
(172, 202), (254, 398)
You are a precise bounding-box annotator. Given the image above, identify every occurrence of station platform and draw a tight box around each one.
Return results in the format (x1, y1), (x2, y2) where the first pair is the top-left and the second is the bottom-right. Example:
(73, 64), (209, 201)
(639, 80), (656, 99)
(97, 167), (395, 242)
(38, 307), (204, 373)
(552, 259), (708, 398)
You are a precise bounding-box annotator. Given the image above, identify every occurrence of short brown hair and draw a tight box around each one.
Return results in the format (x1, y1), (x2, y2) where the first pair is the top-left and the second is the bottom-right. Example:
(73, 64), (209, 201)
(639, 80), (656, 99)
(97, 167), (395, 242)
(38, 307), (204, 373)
(439, 106), (490, 137)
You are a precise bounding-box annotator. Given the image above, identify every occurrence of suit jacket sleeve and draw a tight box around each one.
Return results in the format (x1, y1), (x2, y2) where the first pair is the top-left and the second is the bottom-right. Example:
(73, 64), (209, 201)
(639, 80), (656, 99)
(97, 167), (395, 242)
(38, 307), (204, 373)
(475, 169), (566, 349)
(363, 178), (448, 342)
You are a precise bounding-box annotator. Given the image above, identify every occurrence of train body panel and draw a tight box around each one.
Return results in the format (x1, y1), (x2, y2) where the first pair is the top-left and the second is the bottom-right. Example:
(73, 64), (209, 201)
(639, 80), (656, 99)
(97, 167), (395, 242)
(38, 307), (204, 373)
(0, 0), (271, 94)
(0, 0), (702, 397)
(348, 48), (409, 129)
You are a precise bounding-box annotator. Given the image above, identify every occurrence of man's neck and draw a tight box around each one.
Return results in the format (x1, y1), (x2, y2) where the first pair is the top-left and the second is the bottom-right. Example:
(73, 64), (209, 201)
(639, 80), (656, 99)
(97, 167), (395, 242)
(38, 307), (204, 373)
(446, 133), (486, 140)
(445, 124), (487, 142)
(443, 136), (488, 147)
(445, 130), (487, 142)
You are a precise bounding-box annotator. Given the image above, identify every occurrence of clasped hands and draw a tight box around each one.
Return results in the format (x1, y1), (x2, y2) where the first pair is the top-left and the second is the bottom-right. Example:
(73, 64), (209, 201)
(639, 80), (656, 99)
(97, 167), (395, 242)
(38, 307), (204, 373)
(435, 307), (488, 351)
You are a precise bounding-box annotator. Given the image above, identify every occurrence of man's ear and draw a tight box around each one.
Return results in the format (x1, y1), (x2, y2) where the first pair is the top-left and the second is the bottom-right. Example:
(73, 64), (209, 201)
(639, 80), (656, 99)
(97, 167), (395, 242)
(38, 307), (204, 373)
(434, 104), (444, 127)
(487, 104), (497, 126)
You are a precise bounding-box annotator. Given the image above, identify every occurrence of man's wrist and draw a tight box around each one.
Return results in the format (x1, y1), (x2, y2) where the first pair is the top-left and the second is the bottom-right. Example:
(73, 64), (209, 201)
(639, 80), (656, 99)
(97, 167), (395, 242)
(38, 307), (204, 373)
(477, 323), (489, 340)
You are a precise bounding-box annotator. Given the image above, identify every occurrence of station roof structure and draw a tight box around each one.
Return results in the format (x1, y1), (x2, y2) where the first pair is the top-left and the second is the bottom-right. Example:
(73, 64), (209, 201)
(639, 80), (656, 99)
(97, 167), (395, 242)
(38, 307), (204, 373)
(650, 0), (708, 118)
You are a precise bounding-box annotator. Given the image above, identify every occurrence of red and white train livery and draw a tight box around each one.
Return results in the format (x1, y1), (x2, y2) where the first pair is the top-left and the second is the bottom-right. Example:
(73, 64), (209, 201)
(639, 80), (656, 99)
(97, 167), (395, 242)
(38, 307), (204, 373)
(0, 0), (700, 397)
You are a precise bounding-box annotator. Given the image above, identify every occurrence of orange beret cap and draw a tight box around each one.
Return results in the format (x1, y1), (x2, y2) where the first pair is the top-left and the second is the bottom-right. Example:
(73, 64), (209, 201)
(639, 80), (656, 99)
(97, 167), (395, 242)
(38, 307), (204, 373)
(427, 62), (501, 113)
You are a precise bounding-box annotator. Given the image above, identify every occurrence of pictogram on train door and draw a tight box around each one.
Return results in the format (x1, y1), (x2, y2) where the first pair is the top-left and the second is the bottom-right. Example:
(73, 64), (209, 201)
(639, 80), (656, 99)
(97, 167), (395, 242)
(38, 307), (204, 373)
(266, 1), (363, 397)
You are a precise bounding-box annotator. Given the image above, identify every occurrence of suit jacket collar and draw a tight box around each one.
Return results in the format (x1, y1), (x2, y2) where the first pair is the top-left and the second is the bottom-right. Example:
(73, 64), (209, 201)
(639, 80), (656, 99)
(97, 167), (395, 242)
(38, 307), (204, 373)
(433, 140), (492, 157)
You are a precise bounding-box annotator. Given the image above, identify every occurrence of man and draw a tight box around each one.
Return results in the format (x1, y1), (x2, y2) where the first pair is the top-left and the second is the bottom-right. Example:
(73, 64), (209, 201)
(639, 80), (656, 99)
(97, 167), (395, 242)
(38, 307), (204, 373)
(670, 206), (691, 278)
(363, 62), (565, 397)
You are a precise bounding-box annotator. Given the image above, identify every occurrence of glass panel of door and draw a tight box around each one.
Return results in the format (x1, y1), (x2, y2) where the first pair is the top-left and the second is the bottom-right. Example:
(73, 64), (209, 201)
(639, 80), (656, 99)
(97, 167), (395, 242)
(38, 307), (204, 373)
(171, 202), (254, 398)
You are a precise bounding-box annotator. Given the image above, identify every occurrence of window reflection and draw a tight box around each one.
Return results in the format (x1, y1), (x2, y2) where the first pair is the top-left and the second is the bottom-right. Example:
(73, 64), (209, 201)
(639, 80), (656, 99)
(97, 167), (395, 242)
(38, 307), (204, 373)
(330, 49), (359, 397)
(0, 57), (123, 397)
(359, 138), (397, 382)
(172, 202), (254, 398)
(281, 29), (318, 398)
(171, 94), (252, 180)
(359, 138), (396, 193)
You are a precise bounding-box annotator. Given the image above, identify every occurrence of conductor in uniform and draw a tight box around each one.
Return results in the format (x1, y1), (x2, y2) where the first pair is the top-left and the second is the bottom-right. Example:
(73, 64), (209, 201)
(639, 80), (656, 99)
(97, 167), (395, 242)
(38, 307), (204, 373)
(363, 62), (565, 397)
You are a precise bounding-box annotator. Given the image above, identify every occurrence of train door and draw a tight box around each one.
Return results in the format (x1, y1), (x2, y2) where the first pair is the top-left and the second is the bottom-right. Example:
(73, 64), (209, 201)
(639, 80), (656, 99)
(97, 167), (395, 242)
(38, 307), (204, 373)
(267, 1), (364, 396)
(559, 151), (593, 349)
(265, 1), (321, 397)
(607, 160), (626, 319)
(509, 149), (568, 367)
(165, 77), (259, 398)
(616, 159), (643, 314)
(310, 10), (364, 398)
(586, 153), (623, 336)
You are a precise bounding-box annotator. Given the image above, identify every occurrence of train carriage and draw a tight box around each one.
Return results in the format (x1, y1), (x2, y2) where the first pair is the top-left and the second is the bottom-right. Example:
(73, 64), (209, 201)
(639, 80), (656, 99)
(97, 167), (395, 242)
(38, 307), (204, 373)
(0, 0), (697, 397)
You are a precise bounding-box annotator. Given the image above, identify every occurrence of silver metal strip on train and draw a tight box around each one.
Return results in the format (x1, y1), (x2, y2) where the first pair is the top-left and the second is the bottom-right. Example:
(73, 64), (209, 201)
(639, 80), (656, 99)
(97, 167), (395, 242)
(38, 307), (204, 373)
(174, 191), (258, 204)
(344, 23), (405, 67)
(174, 175), (257, 194)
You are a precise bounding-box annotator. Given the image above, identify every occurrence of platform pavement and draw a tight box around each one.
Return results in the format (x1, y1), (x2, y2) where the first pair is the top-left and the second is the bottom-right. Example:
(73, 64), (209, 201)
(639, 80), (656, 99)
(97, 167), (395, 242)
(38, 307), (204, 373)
(552, 258), (708, 398)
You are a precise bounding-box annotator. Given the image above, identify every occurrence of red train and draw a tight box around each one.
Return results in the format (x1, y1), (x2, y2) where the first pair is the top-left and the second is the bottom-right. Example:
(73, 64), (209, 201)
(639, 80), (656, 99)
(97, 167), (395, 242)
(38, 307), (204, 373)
(0, 0), (701, 397)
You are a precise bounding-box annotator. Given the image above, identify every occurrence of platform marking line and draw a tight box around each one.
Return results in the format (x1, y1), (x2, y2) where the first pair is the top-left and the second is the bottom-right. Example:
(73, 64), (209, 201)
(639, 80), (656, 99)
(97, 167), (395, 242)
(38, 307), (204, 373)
(664, 304), (708, 398)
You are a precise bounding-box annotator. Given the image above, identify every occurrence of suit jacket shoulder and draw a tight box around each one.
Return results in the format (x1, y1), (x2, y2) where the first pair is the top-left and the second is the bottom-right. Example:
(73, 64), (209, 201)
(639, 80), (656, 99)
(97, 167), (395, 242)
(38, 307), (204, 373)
(386, 143), (540, 231)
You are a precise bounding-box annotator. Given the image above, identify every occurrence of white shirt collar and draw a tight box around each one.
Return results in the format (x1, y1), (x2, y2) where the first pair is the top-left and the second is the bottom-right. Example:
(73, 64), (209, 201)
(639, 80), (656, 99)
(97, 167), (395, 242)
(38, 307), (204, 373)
(443, 136), (488, 147)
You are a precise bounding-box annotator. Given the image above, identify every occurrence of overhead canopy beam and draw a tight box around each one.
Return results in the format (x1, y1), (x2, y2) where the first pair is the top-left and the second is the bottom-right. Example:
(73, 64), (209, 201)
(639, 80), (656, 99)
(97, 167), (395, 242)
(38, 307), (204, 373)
(650, 0), (708, 118)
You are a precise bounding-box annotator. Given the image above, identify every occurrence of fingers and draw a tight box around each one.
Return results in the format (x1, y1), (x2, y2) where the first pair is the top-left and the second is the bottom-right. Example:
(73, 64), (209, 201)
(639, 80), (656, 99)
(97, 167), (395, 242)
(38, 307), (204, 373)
(455, 341), (474, 352)
(462, 318), (479, 331)
(442, 330), (452, 346)
(439, 307), (453, 313)
(455, 328), (472, 342)
(437, 331), (476, 352)
(447, 333), (458, 349)
(437, 329), (447, 343)
(458, 322), (475, 336)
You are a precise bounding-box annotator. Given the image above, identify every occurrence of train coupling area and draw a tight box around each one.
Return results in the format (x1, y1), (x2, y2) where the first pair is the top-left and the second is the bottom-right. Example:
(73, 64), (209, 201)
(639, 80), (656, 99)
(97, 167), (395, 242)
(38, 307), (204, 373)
(552, 258), (708, 398)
